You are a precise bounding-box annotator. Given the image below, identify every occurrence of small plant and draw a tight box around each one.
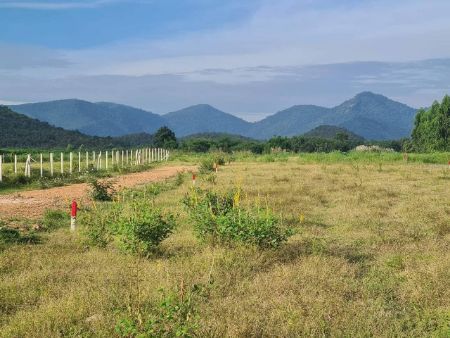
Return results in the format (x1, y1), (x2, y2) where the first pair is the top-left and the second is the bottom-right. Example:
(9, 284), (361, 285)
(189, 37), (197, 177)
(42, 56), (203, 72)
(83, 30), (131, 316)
(174, 172), (185, 186)
(115, 284), (201, 338)
(183, 188), (293, 248)
(40, 209), (69, 231)
(81, 201), (176, 256)
(116, 201), (176, 255)
(89, 178), (116, 201)
(0, 226), (39, 251)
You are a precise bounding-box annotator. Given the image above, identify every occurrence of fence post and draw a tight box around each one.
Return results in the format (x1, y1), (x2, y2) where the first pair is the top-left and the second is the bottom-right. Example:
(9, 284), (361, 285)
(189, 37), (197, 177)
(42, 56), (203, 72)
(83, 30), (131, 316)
(106, 151), (109, 170)
(121, 150), (124, 167)
(0, 154), (2, 182)
(25, 154), (31, 177)
(86, 151), (89, 170)
(69, 152), (73, 174)
(14, 155), (17, 174)
(40, 153), (43, 177)
(78, 152), (81, 173)
(93, 151), (96, 165)
(50, 153), (54, 176)
(61, 152), (64, 174)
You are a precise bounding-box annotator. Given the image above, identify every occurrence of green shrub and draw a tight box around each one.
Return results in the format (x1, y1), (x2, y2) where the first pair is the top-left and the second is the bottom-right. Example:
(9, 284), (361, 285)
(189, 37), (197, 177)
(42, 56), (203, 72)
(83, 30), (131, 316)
(40, 209), (69, 231)
(89, 178), (116, 201)
(116, 202), (176, 255)
(183, 188), (293, 248)
(199, 158), (215, 173)
(115, 285), (200, 338)
(0, 227), (39, 251)
(81, 201), (176, 256)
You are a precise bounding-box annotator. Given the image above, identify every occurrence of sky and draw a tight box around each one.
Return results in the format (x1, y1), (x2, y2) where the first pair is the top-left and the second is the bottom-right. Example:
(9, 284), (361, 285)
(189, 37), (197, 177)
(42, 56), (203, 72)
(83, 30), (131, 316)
(1, 0), (450, 120)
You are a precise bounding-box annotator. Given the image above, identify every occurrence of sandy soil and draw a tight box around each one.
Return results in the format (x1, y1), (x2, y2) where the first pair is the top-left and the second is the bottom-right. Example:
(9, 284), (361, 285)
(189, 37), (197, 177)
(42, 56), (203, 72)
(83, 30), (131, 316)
(0, 165), (194, 221)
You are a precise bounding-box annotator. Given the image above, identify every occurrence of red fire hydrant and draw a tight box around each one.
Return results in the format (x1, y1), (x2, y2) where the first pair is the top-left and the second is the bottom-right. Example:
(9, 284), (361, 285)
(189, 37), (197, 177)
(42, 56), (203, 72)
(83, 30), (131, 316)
(71, 200), (78, 232)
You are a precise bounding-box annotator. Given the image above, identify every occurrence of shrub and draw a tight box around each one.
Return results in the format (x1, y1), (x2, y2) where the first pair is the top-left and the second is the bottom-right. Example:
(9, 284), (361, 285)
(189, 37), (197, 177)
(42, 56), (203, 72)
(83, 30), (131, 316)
(115, 285), (200, 338)
(199, 158), (215, 173)
(116, 202), (176, 255)
(183, 188), (293, 248)
(40, 209), (69, 231)
(89, 178), (116, 201)
(81, 201), (176, 256)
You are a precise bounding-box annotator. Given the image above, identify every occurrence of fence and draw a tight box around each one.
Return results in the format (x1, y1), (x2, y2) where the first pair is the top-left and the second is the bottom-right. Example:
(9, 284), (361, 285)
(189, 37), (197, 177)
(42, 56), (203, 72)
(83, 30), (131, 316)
(0, 148), (169, 182)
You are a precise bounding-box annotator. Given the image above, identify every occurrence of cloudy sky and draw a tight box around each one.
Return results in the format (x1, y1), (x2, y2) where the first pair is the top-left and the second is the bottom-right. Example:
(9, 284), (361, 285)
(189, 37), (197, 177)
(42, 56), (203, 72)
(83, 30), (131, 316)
(1, 0), (450, 120)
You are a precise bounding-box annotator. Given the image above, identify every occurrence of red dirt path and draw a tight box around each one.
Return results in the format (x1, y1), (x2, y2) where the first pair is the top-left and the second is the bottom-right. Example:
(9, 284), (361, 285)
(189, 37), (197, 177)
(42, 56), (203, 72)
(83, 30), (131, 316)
(0, 165), (194, 221)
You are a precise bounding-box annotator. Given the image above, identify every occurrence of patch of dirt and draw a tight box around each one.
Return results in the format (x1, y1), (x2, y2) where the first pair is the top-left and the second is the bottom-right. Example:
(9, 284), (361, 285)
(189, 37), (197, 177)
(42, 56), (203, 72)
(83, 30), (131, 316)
(0, 165), (194, 221)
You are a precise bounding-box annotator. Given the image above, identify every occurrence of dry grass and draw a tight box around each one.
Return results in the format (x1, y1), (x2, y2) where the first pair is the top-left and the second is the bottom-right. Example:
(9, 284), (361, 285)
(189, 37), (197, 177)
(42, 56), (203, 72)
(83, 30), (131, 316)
(1, 158), (449, 337)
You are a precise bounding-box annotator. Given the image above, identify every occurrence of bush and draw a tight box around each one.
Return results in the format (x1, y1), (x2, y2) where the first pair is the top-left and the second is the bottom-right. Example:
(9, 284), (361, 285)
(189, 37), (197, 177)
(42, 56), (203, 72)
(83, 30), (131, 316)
(115, 285), (201, 337)
(89, 178), (116, 201)
(40, 209), (69, 231)
(81, 201), (176, 256)
(183, 188), (293, 248)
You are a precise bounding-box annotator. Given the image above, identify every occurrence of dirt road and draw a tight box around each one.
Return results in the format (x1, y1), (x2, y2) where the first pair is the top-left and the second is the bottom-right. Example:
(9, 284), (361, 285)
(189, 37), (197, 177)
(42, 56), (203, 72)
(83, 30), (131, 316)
(0, 165), (194, 221)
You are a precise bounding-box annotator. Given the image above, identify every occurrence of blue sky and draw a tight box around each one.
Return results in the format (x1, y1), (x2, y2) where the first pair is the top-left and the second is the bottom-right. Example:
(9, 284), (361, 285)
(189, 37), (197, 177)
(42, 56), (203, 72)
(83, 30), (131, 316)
(1, 0), (450, 120)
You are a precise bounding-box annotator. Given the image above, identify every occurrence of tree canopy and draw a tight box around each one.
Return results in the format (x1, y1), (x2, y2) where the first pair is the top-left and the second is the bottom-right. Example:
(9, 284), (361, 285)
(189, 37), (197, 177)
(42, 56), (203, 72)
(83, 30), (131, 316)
(411, 95), (450, 152)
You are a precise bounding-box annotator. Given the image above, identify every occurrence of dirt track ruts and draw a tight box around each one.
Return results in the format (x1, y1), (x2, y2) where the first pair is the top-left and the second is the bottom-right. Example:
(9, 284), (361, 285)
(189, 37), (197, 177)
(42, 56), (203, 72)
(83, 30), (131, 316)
(0, 165), (194, 221)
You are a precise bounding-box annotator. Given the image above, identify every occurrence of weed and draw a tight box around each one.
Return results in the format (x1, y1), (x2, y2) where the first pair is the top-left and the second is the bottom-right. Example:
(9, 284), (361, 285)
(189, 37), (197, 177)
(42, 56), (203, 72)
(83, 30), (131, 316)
(40, 209), (69, 231)
(89, 178), (116, 201)
(183, 188), (293, 248)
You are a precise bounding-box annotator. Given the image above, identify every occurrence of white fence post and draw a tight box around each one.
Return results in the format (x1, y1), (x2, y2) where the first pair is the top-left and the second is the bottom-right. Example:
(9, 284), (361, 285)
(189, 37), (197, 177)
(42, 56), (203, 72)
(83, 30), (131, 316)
(0, 154), (2, 182)
(106, 151), (109, 170)
(61, 152), (64, 174)
(86, 151), (89, 170)
(25, 154), (31, 177)
(50, 153), (54, 176)
(40, 153), (43, 177)
(69, 152), (73, 174)
(14, 155), (17, 174)
(78, 152), (81, 173)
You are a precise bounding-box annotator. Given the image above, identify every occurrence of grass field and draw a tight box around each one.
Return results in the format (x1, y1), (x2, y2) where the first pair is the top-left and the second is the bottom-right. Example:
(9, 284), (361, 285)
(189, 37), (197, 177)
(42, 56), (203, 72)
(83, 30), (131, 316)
(1, 154), (449, 337)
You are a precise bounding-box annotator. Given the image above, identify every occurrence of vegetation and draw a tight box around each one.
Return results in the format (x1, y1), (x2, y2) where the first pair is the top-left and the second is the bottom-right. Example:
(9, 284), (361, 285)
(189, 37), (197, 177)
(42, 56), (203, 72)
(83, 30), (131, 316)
(88, 179), (116, 201)
(412, 95), (450, 151)
(0, 156), (449, 336)
(153, 126), (178, 149)
(183, 187), (293, 248)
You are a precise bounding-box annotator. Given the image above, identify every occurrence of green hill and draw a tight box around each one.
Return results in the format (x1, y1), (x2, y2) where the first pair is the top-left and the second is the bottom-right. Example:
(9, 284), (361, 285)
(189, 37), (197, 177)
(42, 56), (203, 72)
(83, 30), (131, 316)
(303, 125), (364, 141)
(0, 106), (154, 149)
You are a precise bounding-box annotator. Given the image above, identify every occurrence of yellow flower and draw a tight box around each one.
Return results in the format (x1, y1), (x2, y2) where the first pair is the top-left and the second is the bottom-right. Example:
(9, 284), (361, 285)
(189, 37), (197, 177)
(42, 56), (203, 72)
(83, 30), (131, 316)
(299, 213), (305, 223)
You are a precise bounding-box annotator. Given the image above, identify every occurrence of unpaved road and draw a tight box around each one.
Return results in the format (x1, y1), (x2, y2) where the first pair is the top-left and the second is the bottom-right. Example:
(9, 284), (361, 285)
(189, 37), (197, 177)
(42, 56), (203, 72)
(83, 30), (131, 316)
(0, 165), (194, 221)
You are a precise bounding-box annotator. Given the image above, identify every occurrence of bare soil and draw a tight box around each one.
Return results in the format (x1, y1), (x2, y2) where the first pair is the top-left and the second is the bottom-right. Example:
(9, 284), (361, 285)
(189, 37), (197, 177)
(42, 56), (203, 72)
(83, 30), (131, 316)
(0, 165), (194, 221)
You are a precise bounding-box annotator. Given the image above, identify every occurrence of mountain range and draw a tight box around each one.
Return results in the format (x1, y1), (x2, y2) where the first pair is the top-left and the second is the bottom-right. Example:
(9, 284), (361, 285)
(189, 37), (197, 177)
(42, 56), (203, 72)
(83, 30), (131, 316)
(10, 92), (418, 140)
(0, 106), (155, 149)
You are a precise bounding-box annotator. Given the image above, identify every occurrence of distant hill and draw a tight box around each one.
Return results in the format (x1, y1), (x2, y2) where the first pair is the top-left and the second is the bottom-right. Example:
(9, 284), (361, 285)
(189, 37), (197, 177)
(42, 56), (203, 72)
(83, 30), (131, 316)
(0, 106), (155, 149)
(10, 99), (166, 137)
(248, 105), (330, 139)
(181, 132), (256, 142)
(164, 104), (251, 137)
(9, 92), (417, 140)
(250, 92), (416, 140)
(303, 125), (364, 141)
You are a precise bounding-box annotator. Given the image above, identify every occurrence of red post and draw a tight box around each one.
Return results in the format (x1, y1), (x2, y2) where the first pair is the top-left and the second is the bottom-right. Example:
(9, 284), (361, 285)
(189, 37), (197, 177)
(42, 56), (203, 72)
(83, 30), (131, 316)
(71, 200), (77, 231)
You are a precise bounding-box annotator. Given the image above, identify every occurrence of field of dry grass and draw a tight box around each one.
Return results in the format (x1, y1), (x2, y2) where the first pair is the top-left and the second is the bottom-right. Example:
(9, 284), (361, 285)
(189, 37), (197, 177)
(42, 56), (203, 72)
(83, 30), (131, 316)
(1, 156), (449, 337)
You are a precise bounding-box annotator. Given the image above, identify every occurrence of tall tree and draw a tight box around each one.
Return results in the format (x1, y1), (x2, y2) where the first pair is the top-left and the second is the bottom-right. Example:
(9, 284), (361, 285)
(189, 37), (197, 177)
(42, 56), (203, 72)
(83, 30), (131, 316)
(412, 95), (450, 151)
(153, 126), (177, 149)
